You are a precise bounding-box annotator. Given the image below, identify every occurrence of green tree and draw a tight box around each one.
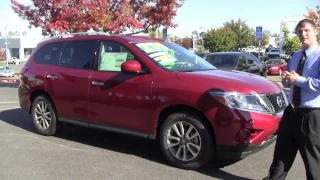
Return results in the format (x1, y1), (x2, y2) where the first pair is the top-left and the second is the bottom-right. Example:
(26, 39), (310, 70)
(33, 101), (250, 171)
(203, 27), (236, 52)
(147, 28), (156, 37)
(223, 19), (254, 49)
(282, 23), (301, 55)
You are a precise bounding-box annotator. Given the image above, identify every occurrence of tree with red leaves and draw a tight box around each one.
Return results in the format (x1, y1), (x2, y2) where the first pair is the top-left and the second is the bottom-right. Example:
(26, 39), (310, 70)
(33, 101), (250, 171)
(10, 0), (185, 36)
(304, 6), (320, 26)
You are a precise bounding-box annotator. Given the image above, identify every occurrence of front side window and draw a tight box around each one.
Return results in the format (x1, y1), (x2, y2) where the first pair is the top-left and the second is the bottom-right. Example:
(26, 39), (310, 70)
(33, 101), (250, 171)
(98, 41), (137, 72)
(133, 41), (216, 72)
(59, 40), (98, 69)
(238, 55), (247, 65)
(245, 54), (257, 65)
(207, 55), (238, 68)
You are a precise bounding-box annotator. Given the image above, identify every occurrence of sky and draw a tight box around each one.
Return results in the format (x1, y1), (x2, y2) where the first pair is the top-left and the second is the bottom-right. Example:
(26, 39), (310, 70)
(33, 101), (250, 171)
(0, 0), (318, 38)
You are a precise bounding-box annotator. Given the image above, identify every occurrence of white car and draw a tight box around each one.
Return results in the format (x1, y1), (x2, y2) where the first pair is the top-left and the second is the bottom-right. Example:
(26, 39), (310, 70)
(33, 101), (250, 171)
(7, 57), (22, 64)
(0, 66), (14, 77)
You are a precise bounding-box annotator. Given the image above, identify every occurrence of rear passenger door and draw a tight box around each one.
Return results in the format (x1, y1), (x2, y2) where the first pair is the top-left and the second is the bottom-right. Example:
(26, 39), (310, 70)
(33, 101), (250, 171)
(31, 42), (64, 92)
(45, 40), (100, 121)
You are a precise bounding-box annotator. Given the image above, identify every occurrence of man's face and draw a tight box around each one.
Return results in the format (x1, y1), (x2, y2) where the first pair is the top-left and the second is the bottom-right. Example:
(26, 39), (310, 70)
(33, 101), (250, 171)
(297, 23), (317, 46)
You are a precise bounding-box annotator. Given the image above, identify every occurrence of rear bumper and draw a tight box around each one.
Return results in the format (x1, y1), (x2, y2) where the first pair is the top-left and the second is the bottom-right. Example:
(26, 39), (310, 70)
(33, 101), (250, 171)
(216, 132), (277, 159)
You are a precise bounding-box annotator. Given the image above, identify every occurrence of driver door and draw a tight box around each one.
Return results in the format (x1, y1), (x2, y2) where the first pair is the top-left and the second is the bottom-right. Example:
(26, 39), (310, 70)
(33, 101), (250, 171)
(88, 40), (153, 133)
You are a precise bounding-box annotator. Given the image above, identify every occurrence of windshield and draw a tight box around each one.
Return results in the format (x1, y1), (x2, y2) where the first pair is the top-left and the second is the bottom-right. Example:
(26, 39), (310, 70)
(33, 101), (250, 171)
(270, 50), (280, 52)
(133, 41), (217, 72)
(266, 60), (281, 64)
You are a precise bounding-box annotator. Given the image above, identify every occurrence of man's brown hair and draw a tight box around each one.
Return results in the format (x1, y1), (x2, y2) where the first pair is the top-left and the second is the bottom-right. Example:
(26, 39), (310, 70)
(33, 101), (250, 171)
(295, 18), (317, 34)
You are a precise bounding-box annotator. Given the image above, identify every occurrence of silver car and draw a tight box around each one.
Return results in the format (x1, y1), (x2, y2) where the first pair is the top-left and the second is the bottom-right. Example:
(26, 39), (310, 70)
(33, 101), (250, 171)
(0, 66), (14, 77)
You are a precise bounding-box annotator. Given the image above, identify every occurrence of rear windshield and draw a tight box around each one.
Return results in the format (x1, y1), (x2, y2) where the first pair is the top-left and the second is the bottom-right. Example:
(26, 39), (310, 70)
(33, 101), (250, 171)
(266, 60), (281, 64)
(207, 55), (238, 68)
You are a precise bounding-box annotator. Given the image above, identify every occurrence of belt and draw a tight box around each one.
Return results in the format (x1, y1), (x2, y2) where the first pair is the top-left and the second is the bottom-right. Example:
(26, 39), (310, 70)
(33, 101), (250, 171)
(290, 104), (320, 113)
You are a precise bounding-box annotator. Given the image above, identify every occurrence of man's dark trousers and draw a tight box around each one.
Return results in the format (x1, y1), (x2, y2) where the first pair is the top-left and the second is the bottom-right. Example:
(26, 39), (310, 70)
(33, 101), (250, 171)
(266, 105), (320, 180)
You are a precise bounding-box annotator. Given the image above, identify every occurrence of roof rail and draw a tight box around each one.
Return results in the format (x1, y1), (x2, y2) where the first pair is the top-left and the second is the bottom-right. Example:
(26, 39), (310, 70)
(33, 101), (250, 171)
(50, 32), (109, 39)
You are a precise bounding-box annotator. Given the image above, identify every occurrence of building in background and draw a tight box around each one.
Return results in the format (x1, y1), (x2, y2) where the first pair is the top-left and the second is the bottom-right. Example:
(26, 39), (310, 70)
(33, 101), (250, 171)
(278, 15), (304, 51)
(0, 36), (42, 59)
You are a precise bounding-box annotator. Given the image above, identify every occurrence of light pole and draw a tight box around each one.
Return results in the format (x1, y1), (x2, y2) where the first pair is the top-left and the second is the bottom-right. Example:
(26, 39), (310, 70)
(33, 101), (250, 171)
(4, 25), (8, 67)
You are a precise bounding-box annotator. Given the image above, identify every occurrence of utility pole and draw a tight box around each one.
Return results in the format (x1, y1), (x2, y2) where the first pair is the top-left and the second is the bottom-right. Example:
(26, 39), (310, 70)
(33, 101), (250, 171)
(5, 25), (8, 67)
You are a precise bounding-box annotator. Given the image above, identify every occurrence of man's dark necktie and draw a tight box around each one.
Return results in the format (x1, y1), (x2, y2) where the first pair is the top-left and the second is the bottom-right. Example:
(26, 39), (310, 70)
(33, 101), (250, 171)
(292, 50), (306, 108)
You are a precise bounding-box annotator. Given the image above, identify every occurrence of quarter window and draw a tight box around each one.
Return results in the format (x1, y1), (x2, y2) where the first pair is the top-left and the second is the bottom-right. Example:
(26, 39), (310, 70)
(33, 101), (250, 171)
(34, 42), (64, 65)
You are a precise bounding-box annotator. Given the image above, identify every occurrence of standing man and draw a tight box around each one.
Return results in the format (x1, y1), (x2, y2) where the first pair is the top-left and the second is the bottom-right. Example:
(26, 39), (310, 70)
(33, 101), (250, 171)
(263, 19), (320, 180)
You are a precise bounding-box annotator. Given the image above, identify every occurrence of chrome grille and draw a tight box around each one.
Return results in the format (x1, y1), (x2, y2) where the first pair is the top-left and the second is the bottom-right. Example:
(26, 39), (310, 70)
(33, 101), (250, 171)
(265, 92), (286, 113)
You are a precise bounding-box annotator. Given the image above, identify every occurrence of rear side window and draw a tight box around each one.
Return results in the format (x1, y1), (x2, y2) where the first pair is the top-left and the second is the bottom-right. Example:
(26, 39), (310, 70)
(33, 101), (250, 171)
(34, 42), (64, 65)
(59, 40), (98, 70)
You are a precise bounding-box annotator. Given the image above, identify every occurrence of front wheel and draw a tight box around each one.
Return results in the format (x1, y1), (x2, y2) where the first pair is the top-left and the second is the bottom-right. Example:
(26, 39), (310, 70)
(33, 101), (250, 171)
(159, 111), (215, 170)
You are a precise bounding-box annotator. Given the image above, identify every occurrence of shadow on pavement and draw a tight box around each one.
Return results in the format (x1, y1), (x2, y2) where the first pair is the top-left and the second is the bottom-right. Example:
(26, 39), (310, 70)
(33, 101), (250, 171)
(0, 108), (253, 180)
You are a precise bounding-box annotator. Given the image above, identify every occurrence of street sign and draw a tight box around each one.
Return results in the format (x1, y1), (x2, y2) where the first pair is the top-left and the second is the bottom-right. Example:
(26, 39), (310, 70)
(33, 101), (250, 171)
(256, 26), (263, 41)
(162, 28), (167, 40)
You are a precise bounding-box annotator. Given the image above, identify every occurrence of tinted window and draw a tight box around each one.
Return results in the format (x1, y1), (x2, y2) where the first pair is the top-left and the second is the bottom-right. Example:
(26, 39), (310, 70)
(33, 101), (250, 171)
(266, 59), (282, 64)
(244, 54), (257, 65)
(98, 41), (137, 72)
(59, 40), (98, 69)
(34, 42), (64, 65)
(238, 55), (246, 65)
(207, 55), (238, 68)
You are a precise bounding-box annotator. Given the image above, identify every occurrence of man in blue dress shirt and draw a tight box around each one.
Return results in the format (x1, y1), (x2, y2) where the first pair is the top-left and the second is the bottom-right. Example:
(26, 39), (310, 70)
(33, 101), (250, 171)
(264, 19), (320, 180)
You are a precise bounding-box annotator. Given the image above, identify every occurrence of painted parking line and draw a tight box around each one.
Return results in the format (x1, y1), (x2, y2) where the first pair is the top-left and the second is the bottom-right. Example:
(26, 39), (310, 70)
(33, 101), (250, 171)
(0, 101), (19, 104)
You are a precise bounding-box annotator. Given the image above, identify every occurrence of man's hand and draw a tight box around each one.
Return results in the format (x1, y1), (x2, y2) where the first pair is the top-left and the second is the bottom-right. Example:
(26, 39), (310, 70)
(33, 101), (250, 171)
(282, 71), (300, 85)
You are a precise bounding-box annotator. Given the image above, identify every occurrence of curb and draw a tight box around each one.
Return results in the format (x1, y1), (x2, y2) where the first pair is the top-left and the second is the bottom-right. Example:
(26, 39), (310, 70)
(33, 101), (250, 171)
(0, 79), (20, 83)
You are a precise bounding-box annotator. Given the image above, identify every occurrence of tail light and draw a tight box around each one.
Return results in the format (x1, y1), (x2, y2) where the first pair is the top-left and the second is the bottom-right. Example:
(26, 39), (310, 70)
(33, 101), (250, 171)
(20, 67), (29, 75)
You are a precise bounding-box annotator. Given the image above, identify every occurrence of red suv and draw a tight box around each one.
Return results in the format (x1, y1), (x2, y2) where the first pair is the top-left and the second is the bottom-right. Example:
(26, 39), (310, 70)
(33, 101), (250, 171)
(18, 32), (288, 170)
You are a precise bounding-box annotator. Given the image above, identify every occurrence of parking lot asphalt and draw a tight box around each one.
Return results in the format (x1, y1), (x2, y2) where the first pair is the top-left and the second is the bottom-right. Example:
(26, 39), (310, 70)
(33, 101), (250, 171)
(0, 82), (306, 180)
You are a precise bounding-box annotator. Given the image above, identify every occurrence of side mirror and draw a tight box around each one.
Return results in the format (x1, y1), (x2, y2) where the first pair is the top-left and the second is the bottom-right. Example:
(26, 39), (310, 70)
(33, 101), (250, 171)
(121, 60), (142, 73)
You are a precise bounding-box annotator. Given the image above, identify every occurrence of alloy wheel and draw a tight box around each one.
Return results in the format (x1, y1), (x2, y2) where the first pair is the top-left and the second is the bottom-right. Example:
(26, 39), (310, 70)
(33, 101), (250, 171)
(34, 101), (52, 130)
(166, 121), (201, 161)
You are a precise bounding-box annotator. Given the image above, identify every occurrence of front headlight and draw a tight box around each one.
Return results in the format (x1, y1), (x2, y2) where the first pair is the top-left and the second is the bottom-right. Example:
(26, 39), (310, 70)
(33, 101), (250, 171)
(209, 91), (274, 114)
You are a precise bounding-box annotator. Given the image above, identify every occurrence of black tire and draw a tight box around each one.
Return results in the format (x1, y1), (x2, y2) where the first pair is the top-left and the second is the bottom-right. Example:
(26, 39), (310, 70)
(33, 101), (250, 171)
(159, 111), (215, 170)
(31, 95), (61, 136)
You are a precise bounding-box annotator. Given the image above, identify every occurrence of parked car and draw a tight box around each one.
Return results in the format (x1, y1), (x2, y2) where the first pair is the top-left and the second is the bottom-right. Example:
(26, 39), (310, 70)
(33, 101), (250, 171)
(266, 49), (285, 58)
(18, 32), (287, 170)
(204, 52), (267, 77)
(265, 59), (287, 75)
(7, 57), (22, 65)
(0, 66), (14, 77)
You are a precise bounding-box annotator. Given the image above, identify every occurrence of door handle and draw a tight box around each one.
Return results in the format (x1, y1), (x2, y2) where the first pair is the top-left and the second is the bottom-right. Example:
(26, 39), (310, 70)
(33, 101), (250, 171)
(92, 81), (104, 86)
(46, 75), (57, 79)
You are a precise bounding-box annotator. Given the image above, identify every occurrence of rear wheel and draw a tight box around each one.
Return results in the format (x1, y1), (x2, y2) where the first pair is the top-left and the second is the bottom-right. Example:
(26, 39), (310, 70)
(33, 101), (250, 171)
(31, 95), (61, 136)
(159, 111), (215, 170)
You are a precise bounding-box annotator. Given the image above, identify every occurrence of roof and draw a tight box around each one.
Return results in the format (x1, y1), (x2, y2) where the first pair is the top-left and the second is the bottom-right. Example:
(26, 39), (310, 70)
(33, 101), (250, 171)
(42, 32), (166, 44)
